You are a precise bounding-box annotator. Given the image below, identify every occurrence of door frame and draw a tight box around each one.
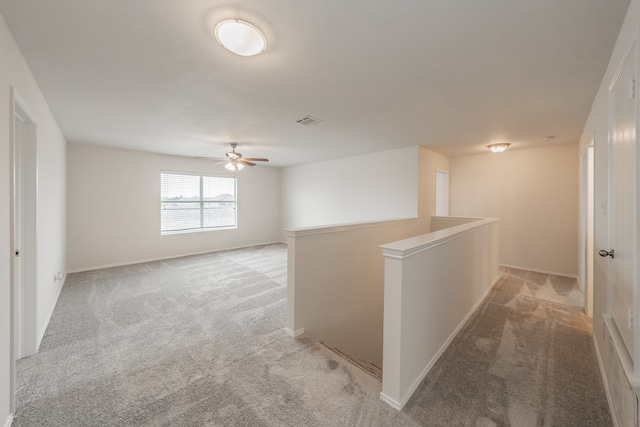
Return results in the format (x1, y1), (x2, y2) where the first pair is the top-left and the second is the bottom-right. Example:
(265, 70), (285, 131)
(435, 169), (449, 216)
(580, 137), (595, 317)
(10, 87), (38, 412)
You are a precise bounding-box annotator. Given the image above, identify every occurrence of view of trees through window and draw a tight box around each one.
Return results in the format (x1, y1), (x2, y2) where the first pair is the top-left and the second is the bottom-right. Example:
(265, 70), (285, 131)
(161, 172), (236, 233)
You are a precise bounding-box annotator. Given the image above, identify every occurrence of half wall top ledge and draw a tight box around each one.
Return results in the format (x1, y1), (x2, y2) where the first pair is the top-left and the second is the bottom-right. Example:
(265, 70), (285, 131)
(379, 217), (499, 259)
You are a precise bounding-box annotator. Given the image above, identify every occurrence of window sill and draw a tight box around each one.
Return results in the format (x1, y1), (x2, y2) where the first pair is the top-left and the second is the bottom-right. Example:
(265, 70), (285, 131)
(161, 226), (237, 236)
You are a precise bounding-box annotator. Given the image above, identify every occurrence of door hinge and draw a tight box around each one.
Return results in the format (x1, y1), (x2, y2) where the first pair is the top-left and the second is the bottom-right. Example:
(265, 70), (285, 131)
(630, 79), (636, 99)
(628, 309), (634, 330)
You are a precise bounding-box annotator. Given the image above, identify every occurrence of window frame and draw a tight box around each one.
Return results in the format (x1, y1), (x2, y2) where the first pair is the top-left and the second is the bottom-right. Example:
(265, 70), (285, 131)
(160, 170), (237, 235)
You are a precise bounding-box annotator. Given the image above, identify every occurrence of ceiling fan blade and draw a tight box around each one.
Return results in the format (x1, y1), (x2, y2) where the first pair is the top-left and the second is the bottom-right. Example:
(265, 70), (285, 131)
(243, 158), (269, 162)
(238, 159), (256, 166)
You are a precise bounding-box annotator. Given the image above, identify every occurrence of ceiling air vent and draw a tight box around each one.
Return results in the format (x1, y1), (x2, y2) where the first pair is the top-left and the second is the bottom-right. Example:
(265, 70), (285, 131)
(296, 116), (324, 126)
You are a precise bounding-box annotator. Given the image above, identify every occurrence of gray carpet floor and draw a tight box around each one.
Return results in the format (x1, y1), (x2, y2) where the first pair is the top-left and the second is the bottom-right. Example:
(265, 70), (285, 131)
(13, 244), (612, 426)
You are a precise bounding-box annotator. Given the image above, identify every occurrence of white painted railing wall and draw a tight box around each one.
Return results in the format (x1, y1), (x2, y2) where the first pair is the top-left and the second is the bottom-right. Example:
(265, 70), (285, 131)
(430, 215), (481, 231)
(379, 217), (500, 409)
(284, 218), (428, 367)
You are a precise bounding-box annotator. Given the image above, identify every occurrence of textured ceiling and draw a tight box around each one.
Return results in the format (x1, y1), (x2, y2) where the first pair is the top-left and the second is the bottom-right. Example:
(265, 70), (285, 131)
(0, 0), (630, 166)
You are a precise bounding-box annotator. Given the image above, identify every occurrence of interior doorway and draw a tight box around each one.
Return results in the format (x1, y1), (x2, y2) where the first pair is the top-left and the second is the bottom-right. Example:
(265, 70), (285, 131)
(581, 142), (595, 317)
(435, 170), (449, 216)
(10, 89), (38, 409)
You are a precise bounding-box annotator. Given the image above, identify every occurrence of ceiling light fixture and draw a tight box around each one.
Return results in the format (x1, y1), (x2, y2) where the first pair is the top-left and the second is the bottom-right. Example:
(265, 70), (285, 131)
(487, 143), (511, 153)
(225, 161), (245, 172)
(214, 19), (266, 56)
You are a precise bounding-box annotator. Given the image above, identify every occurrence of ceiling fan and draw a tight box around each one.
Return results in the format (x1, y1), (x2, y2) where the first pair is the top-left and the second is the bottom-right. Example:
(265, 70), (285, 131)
(219, 143), (269, 172)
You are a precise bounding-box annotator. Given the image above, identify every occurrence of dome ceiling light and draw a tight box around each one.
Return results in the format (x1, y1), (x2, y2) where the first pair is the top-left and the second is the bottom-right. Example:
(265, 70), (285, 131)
(487, 143), (511, 153)
(214, 19), (266, 56)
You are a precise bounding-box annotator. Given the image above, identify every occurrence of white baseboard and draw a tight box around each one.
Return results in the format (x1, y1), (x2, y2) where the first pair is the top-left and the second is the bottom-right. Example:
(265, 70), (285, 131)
(3, 414), (13, 427)
(383, 273), (500, 410)
(499, 263), (578, 280)
(593, 334), (619, 427)
(67, 241), (285, 273)
(36, 274), (66, 350)
(284, 327), (304, 338)
(379, 392), (403, 410)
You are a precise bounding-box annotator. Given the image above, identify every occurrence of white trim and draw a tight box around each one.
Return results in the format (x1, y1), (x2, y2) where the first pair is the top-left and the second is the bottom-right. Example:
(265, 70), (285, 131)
(608, 38), (637, 92)
(592, 333), (620, 427)
(283, 218), (420, 238)
(11, 88), (37, 123)
(380, 218), (499, 259)
(36, 273), (66, 349)
(430, 215), (483, 222)
(379, 392), (403, 410)
(284, 327), (304, 338)
(3, 414), (14, 427)
(499, 263), (578, 280)
(66, 241), (283, 273)
(161, 225), (238, 236)
(603, 313), (640, 391)
(9, 86), (40, 414)
(381, 274), (500, 410)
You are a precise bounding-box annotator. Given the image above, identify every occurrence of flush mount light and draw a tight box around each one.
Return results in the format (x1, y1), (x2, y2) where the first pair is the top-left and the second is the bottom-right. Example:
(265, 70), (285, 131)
(214, 19), (266, 56)
(487, 143), (511, 153)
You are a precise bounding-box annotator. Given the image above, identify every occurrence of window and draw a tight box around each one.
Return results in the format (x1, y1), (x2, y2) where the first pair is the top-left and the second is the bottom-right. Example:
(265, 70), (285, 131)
(161, 171), (236, 234)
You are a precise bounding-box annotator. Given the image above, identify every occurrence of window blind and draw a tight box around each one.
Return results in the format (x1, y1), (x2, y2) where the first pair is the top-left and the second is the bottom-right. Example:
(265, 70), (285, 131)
(161, 172), (236, 233)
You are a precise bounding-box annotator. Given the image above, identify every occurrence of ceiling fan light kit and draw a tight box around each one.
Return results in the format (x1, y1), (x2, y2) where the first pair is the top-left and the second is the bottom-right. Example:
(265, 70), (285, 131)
(219, 143), (269, 173)
(225, 162), (245, 172)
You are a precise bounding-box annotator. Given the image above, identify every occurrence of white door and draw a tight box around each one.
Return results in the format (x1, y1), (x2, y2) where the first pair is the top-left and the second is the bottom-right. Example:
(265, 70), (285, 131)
(12, 97), (37, 359)
(13, 110), (23, 359)
(606, 42), (637, 358)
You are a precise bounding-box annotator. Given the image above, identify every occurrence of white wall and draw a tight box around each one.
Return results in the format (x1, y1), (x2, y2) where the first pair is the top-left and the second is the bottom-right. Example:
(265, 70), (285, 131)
(283, 145), (449, 369)
(285, 218), (428, 367)
(418, 147), (450, 219)
(450, 144), (579, 277)
(66, 143), (282, 271)
(380, 218), (500, 409)
(579, 0), (639, 424)
(281, 146), (420, 229)
(34, 106), (67, 345)
(0, 12), (67, 424)
(281, 145), (449, 231)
